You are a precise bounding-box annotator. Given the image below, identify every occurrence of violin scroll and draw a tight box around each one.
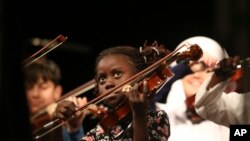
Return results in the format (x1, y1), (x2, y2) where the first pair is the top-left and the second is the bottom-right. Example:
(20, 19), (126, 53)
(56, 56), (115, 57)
(176, 44), (203, 64)
(237, 57), (250, 69)
(209, 56), (250, 93)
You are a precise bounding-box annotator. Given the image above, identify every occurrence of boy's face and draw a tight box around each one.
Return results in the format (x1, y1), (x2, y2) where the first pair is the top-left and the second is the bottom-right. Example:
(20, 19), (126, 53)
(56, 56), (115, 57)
(25, 78), (62, 115)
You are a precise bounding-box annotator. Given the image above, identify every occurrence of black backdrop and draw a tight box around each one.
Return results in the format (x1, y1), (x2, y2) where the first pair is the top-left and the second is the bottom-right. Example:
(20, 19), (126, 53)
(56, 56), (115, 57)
(20, 0), (217, 93)
(1, 0), (249, 140)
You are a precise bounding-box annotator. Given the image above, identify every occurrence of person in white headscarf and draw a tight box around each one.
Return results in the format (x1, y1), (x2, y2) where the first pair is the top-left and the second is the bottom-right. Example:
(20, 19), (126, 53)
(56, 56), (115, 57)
(156, 36), (230, 141)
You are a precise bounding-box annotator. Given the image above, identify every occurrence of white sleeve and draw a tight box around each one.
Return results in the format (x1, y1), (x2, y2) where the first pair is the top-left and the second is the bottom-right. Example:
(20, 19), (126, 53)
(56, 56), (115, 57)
(195, 72), (250, 126)
(157, 80), (188, 126)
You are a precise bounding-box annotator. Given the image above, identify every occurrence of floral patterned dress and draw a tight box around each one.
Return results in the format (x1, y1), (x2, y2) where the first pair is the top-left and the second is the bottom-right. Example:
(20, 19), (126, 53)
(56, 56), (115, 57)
(81, 108), (170, 141)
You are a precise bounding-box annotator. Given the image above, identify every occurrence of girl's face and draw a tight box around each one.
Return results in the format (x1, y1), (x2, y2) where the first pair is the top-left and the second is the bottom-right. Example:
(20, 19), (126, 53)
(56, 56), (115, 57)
(96, 54), (137, 107)
(182, 62), (211, 97)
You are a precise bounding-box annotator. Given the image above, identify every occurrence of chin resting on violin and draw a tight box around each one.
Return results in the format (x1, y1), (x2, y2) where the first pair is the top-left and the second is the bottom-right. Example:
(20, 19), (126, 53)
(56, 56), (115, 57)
(54, 44), (171, 141)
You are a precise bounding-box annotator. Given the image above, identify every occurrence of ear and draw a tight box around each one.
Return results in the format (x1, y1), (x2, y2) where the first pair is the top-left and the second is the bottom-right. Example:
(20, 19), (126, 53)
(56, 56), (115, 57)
(54, 85), (63, 101)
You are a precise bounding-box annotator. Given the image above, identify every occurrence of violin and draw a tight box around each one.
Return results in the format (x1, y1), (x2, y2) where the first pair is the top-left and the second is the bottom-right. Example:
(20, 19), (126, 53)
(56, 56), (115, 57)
(22, 34), (67, 132)
(224, 57), (250, 93)
(31, 111), (52, 131)
(23, 34), (97, 140)
(97, 98), (132, 132)
(32, 42), (203, 140)
(185, 95), (205, 124)
(30, 79), (96, 129)
(31, 103), (57, 131)
(184, 57), (250, 123)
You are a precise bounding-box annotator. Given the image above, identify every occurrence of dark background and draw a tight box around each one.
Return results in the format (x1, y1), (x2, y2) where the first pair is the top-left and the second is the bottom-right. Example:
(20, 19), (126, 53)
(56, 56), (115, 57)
(19, 0), (250, 93)
(1, 0), (249, 140)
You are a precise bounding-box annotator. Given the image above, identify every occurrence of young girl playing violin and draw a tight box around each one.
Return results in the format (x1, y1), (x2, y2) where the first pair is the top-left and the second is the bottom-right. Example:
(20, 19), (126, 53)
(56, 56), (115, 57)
(54, 45), (171, 141)
(195, 55), (250, 126)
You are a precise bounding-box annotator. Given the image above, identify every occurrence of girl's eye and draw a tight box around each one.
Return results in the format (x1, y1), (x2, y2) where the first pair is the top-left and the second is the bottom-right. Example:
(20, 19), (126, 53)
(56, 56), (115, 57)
(99, 76), (106, 83)
(114, 71), (122, 78)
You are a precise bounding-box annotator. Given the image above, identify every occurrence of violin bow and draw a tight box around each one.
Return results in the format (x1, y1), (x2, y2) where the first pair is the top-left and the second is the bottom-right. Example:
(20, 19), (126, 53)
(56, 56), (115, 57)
(22, 34), (67, 68)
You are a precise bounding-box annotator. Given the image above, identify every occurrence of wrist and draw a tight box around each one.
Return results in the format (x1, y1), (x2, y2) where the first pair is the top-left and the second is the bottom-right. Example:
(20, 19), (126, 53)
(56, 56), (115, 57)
(65, 122), (82, 133)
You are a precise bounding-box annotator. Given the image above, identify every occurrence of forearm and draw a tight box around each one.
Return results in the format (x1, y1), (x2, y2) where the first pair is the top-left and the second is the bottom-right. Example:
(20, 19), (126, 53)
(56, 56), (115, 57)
(206, 73), (226, 90)
(133, 112), (149, 141)
(195, 73), (232, 126)
(195, 73), (228, 107)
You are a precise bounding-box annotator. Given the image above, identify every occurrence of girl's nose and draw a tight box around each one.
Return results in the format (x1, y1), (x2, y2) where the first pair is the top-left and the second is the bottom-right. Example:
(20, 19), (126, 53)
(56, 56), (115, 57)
(105, 77), (116, 90)
(105, 81), (115, 90)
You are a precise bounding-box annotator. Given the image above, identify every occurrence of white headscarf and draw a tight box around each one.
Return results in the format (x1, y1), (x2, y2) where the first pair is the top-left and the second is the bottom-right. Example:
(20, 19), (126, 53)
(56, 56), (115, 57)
(171, 36), (228, 67)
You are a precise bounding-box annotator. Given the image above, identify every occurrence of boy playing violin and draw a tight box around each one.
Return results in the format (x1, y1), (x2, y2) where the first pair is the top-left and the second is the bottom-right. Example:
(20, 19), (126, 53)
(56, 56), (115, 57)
(24, 57), (87, 141)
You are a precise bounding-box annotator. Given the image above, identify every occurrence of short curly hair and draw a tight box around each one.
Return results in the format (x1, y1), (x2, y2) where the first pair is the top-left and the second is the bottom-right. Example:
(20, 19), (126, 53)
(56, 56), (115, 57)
(23, 57), (61, 89)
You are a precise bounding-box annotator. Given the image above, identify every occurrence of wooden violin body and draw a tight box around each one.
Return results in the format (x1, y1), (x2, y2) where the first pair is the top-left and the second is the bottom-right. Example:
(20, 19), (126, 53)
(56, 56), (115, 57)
(31, 111), (63, 141)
